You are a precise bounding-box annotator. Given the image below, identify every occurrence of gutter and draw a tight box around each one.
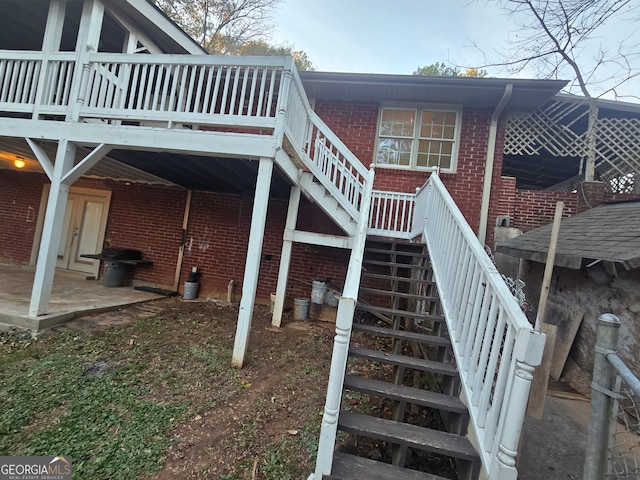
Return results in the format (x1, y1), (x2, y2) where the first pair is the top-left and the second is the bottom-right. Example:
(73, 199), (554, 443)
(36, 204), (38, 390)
(477, 83), (513, 246)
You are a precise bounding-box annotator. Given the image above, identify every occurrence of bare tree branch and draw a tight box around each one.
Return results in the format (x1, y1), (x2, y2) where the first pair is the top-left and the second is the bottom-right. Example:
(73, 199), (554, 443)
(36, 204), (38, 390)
(153, 0), (281, 54)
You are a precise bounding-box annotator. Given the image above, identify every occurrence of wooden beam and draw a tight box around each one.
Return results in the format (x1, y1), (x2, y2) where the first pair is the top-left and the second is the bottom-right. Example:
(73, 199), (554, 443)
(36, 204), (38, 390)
(61, 143), (112, 185)
(272, 186), (300, 328)
(528, 201), (564, 418)
(285, 230), (354, 249)
(26, 138), (54, 180)
(232, 157), (273, 368)
(173, 190), (192, 291)
(0, 118), (278, 159)
(29, 139), (76, 316)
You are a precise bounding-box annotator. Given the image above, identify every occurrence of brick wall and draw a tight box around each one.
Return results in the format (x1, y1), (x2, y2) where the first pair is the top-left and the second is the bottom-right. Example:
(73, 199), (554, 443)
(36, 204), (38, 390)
(0, 171), (350, 304)
(0, 171), (47, 263)
(314, 100), (503, 243)
(179, 191), (348, 302)
(512, 189), (577, 231)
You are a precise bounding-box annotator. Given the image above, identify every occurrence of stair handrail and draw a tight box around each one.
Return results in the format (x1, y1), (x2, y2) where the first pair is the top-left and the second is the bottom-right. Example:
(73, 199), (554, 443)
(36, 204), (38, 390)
(421, 174), (546, 480)
(284, 65), (370, 220)
(311, 164), (376, 480)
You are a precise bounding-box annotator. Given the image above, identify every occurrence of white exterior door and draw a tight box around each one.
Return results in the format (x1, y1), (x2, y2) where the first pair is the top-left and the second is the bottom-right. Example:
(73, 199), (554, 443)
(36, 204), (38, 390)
(56, 193), (108, 273)
(34, 186), (111, 277)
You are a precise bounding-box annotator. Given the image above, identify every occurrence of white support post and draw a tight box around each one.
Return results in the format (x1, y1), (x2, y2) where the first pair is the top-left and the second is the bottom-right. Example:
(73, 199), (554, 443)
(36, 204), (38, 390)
(490, 329), (546, 479)
(273, 57), (294, 148)
(33, 0), (66, 119)
(29, 140), (76, 317)
(68, 0), (104, 121)
(232, 157), (274, 368)
(272, 185), (301, 327)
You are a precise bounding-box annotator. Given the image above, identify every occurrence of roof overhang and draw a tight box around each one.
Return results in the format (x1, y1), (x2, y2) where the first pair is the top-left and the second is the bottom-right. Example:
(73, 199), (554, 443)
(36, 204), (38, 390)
(496, 200), (640, 270)
(299, 71), (568, 111)
(112, 0), (207, 54)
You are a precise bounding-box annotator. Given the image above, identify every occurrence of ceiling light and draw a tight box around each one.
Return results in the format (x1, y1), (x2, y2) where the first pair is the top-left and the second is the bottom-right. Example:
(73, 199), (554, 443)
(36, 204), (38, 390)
(14, 158), (25, 169)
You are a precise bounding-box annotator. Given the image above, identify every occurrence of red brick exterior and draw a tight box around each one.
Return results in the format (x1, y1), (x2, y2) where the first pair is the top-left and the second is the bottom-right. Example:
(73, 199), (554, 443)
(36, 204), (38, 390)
(512, 189), (577, 231)
(0, 171), (48, 264)
(0, 171), (348, 303)
(314, 101), (503, 243)
(5, 101), (640, 306)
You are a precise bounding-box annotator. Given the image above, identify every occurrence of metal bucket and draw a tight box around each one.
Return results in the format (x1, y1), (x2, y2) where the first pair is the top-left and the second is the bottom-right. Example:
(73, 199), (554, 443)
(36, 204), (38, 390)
(294, 298), (310, 320)
(183, 281), (199, 300)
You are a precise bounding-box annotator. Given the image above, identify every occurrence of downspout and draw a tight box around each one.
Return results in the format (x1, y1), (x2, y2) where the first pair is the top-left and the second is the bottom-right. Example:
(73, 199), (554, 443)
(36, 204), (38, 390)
(173, 190), (193, 291)
(477, 83), (513, 246)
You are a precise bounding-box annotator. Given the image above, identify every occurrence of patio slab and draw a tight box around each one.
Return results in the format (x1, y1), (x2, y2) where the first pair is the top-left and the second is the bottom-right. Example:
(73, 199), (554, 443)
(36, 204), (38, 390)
(0, 264), (165, 331)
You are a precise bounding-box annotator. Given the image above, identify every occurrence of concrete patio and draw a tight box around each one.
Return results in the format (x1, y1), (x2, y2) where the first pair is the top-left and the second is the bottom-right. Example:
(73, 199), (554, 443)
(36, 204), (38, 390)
(0, 263), (165, 331)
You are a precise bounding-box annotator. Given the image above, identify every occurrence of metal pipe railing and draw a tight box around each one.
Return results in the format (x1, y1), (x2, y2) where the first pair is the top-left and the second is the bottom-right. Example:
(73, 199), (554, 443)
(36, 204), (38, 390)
(585, 313), (640, 480)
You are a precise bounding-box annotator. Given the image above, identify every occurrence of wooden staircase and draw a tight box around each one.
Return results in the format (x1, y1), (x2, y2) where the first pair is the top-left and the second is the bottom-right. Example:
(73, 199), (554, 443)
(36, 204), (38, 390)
(325, 239), (480, 480)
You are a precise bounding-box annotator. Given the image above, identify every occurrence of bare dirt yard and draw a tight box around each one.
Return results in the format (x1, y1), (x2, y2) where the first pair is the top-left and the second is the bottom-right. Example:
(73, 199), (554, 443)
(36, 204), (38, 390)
(0, 297), (341, 479)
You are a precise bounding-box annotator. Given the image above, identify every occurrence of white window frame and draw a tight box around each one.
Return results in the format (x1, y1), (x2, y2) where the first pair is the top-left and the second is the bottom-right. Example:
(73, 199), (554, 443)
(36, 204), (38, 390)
(374, 104), (462, 172)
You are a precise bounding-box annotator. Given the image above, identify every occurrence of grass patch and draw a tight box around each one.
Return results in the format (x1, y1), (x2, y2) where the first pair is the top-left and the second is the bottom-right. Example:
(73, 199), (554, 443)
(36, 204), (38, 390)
(259, 422), (320, 480)
(0, 330), (186, 479)
(0, 300), (339, 480)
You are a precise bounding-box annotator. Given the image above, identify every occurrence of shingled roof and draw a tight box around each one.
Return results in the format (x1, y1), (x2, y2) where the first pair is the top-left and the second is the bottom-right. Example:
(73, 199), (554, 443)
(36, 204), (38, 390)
(496, 199), (640, 270)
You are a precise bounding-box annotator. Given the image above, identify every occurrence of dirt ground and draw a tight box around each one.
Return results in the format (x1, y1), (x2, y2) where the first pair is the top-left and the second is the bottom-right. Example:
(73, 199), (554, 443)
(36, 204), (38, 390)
(56, 297), (337, 479)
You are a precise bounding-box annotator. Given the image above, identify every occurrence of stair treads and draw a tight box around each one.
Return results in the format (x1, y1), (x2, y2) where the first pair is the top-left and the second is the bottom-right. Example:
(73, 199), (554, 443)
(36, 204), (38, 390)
(338, 411), (479, 461)
(363, 259), (432, 269)
(326, 452), (448, 480)
(356, 304), (445, 322)
(348, 347), (458, 377)
(359, 286), (439, 301)
(352, 323), (450, 348)
(362, 272), (437, 284)
(365, 247), (430, 258)
(343, 375), (467, 413)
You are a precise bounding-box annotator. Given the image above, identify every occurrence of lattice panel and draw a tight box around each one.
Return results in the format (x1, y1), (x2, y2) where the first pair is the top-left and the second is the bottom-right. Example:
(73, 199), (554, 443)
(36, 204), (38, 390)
(595, 118), (640, 182)
(505, 101), (587, 157)
(506, 99), (640, 185)
(606, 173), (636, 194)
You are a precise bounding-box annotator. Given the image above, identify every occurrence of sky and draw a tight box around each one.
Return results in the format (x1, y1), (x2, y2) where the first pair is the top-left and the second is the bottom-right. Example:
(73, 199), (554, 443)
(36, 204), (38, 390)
(270, 0), (640, 102)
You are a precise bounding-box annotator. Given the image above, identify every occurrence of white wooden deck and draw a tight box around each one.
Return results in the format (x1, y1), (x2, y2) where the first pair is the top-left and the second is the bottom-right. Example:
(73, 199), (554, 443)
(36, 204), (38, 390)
(0, 50), (545, 480)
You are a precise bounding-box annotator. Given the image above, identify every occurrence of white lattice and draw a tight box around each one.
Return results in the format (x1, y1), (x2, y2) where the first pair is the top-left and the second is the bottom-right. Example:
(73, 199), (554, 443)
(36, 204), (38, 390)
(506, 98), (640, 184)
(595, 118), (640, 182)
(505, 100), (587, 157)
(606, 173), (637, 194)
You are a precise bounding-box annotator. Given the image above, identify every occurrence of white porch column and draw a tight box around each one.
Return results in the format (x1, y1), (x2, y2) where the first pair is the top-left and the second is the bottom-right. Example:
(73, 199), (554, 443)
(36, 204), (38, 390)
(29, 140), (76, 316)
(271, 185), (301, 327)
(232, 157), (274, 368)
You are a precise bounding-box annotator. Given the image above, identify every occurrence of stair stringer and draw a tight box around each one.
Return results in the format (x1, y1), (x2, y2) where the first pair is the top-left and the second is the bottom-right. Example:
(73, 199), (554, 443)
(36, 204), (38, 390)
(275, 148), (357, 236)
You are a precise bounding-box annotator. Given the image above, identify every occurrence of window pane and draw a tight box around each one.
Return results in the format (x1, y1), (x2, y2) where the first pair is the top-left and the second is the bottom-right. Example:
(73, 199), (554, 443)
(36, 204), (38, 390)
(420, 110), (456, 140)
(416, 140), (452, 168)
(377, 138), (412, 166)
(381, 109), (415, 138)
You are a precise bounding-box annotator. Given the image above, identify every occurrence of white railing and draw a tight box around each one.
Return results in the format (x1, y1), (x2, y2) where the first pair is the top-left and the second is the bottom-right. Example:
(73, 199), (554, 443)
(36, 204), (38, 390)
(368, 190), (416, 238)
(313, 165), (376, 479)
(284, 68), (369, 221)
(0, 51), (75, 115)
(80, 54), (285, 128)
(423, 174), (545, 480)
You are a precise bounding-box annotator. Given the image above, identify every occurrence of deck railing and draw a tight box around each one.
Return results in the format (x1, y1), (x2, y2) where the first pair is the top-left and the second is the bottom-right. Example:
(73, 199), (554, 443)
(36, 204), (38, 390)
(285, 67), (369, 220)
(422, 174), (545, 479)
(0, 51), (76, 115)
(0, 50), (373, 226)
(80, 54), (285, 129)
(368, 190), (417, 238)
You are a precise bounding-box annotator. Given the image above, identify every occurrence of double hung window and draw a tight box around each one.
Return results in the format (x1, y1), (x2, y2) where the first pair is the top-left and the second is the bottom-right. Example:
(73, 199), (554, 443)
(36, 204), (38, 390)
(375, 107), (460, 171)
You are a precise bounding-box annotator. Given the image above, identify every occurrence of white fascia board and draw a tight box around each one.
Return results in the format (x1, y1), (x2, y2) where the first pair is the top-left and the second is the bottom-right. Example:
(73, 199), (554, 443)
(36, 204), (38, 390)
(123, 0), (206, 55)
(0, 118), (277, 159)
